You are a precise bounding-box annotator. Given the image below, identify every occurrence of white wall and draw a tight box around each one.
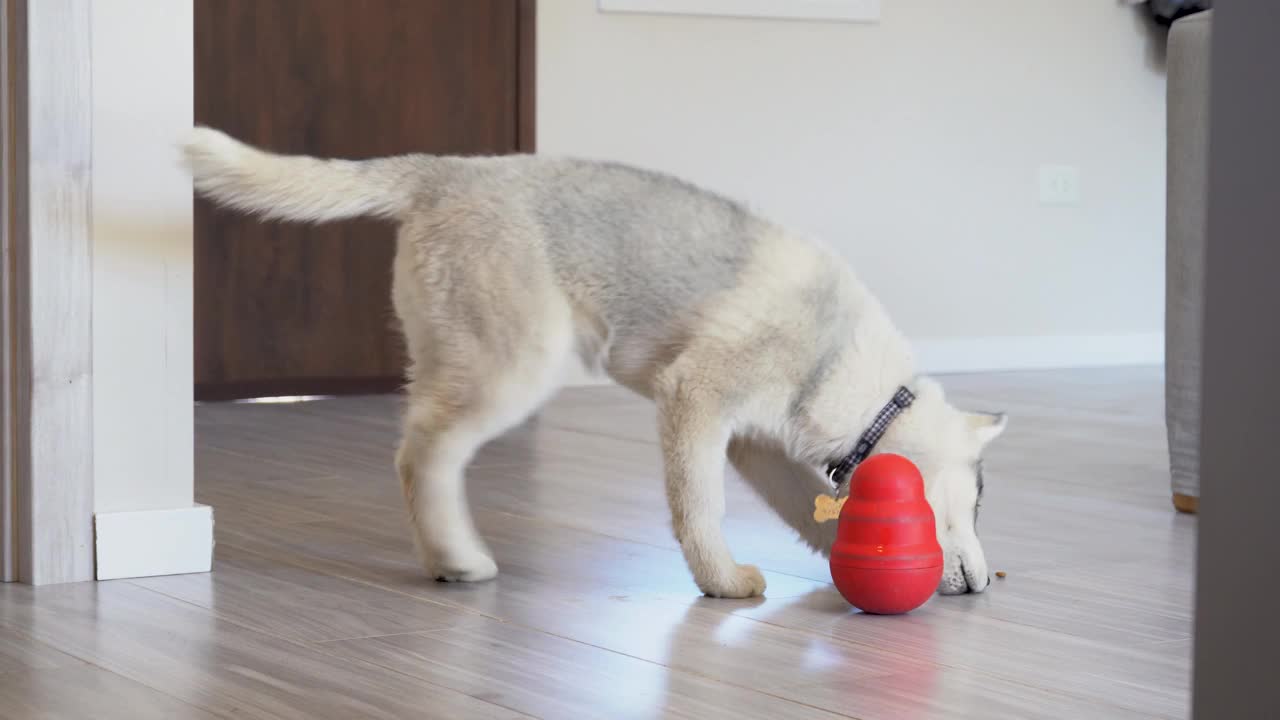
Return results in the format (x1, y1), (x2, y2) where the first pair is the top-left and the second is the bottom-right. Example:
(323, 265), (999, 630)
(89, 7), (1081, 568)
(540, 0), (1167, 375)
(92, 1), (194, 514)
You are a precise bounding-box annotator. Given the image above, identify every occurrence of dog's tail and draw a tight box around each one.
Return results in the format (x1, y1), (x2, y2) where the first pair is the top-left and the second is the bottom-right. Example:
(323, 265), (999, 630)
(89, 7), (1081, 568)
(181, 126), (421, 223)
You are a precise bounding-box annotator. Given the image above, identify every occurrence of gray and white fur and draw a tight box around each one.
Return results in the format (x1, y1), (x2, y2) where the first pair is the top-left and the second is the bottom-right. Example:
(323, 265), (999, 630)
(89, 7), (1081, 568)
(182, 128), (1007, 598)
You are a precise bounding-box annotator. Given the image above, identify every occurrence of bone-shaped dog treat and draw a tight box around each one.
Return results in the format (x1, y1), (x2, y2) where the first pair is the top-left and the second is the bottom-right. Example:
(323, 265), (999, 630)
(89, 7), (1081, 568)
(813, 494), (848, 523)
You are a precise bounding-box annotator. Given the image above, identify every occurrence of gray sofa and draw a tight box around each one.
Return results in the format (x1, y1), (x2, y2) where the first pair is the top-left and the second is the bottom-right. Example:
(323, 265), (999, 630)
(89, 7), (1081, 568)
(1166, 10), (1212, 514)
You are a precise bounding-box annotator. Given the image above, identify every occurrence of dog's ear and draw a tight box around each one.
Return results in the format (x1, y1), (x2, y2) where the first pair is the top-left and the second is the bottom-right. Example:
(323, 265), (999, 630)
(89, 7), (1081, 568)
(965, 411), (1008, 448)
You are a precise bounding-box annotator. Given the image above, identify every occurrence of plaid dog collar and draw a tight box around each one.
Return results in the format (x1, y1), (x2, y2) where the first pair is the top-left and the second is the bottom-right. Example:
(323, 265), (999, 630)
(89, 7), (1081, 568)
(825, 386), (916, 485)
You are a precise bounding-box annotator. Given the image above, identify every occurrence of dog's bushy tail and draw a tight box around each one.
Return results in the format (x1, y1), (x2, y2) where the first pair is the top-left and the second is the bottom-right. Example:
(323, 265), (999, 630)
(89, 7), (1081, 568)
(181, 126), (421, 223)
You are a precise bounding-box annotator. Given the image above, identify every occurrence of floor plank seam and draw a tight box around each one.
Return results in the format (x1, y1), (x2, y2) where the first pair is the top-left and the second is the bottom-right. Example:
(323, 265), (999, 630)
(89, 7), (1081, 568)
(184, 543), (880, 717)
(193, 541), (507, 624)
(198, 444), (363, 481)
(0, 600), (243, 720)
(117, 581), (535, 719)
(317, 628), (863, 720)
(529, 422), (660, 448)
(741, 610), (1182, 719)
(477, 507), (835, 589)
(308, 625), (468, 645)
(730, 608), (1128, 686)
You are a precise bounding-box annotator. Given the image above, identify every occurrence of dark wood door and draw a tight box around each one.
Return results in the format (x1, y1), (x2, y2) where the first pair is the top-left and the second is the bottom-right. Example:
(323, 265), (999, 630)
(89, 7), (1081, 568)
(194, 0), (534, 401)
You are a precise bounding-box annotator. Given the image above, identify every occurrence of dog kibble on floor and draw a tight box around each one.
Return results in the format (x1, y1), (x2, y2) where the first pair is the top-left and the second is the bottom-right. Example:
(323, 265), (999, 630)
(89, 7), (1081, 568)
(995, 571), (1008, 579)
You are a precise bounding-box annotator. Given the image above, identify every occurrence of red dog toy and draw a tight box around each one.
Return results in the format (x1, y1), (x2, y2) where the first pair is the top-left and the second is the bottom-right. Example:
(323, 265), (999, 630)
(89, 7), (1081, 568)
(821, 453), (942, 614)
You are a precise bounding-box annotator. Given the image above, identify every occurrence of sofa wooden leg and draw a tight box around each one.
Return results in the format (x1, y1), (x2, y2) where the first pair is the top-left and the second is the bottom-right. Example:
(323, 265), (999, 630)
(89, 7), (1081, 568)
(1173, 493), (1200, 514)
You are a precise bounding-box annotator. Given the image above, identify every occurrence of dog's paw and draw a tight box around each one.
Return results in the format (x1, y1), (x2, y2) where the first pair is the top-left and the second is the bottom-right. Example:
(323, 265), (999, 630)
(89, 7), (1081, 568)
(699, 564), (767, 599)
(428, 552), (498, 583)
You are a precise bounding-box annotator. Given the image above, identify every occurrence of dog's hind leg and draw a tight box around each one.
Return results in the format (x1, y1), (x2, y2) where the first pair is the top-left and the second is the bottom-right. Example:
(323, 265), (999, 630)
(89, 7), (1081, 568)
(397, 336), (569, 582)
(397, 407), (497, 582)
(728, 437), (838, 557)
(392, 213), (576, 582)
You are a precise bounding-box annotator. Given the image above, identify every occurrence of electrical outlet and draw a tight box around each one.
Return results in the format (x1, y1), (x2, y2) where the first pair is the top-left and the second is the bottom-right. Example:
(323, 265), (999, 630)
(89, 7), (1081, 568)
(1038, 165), (1081, 205)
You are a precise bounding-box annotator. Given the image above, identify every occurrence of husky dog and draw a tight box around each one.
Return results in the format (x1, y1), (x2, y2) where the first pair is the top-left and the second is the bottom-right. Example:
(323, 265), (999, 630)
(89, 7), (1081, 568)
(183, 128), (1007, 599)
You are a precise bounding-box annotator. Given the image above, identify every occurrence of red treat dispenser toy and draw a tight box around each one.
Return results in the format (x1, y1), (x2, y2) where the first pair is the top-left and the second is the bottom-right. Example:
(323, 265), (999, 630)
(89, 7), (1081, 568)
(819, 453), (942, 614)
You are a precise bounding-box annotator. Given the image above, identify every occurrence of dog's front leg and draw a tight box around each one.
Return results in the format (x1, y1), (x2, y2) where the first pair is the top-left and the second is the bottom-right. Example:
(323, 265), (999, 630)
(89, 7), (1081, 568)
(657, 390), (766, 598)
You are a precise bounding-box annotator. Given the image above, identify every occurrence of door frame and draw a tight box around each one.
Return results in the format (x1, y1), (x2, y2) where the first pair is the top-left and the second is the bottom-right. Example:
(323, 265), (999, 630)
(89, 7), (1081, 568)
(192, 0), (538, 402)
(0, 0), (15, 584)
(1, 0), (96, 585)
(517, 0), (536, 153)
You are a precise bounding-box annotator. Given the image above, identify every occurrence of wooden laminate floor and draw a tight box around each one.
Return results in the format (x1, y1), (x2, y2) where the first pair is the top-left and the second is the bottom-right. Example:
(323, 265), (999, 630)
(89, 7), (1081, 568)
(0, 368), (1194, 719)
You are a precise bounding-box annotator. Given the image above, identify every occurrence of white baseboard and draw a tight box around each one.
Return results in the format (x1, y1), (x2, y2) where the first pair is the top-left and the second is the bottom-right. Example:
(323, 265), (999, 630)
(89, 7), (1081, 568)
(913, 332), (1164, 374)
(598, 0), (881, 23)
(560, 332), (1164, 386)
(95, 504), (214, 580)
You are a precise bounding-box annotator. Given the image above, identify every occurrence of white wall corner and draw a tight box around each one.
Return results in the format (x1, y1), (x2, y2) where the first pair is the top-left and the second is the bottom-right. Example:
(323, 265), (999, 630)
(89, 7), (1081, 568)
(913, 332), (1164, 374)
(94, 505), (214, 581)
